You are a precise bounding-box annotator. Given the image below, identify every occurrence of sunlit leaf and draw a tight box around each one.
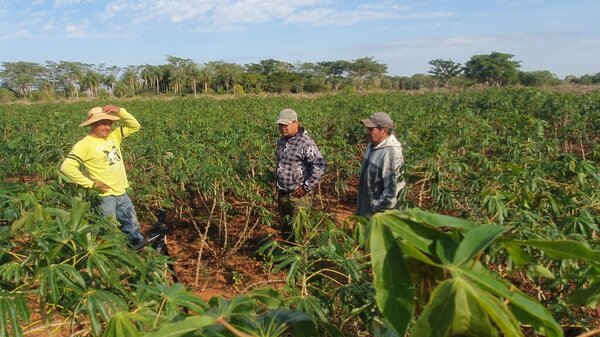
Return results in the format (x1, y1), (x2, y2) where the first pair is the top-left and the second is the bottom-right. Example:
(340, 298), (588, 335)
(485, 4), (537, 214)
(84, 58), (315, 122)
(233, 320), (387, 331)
(370, 213), (414, 336)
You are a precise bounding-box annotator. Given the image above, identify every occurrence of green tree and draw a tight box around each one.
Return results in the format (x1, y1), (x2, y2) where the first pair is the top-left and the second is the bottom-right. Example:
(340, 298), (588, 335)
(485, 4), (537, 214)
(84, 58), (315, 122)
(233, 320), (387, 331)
(203, 61), (221, 93)
(223, 63), (244, 94)
(519, 70), (560, 87)
(117, 66), (140, 97)
(140, 64), (161, 94)
(318, 60), (351, 91)
(428, 59), (462, 87)
(81, 70), (103, 97)
(569, 72), (600, 84)
(247, 59), (293, 76)
(42, 61), (61, 95)
(165, 56), (193, 95)
(463, 52), (521, 86)
(197, 65), (212, 94)
(0, 61), (46, 97)
(295, 62), (327, 93)
(186, 62), (203, 97)
(100, 65), (121, 96)
(57, 61), (84, 98)
(348, 57), (388, 90)
(238, 72), (264, 93)
(207, 61), (244, 94)
(266, 71), (303, 93)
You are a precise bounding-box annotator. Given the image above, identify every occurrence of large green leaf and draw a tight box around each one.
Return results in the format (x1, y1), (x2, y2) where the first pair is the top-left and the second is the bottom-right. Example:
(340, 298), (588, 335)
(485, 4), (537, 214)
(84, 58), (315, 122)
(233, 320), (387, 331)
(502, 242), (530, 267)
(452, 279), (498, 337)
(38, 264), (85, 303)
(410, 279), (456, 337)
(397, 240), (440, 267)
(207, 295), (255, 321)
(467, 285), (522, 337)
(461, 267), (563, 337)
(286, 293), (328, 322)
(76, 289), (129, 337)
(0, 262), (24, 284)
(452, 224), (505, 266)
(259, 309), (319, 337)
(248, 287), (285, 309)
(144, 315), (216, 337)
(0, 292), (30, 337)
(154, 283), (208, 316)
(512, 240), (600, 268)
(398, 208), (479, 230)
(82, 240), (143, 292)
(68, 197), (91, 231)
(103, 312), (142, 337)
(375, 212), (450, 256)
(370, 214), (414, 336)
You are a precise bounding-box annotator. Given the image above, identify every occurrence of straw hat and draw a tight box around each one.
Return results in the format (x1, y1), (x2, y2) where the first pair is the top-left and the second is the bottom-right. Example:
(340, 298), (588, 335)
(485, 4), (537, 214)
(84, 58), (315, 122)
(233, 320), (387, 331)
(79, 107), (121, 127)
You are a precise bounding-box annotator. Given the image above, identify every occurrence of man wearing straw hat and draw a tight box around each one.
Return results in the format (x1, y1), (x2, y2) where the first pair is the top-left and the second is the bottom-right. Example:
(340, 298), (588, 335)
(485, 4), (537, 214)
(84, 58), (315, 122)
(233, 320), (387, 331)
(60, 105), (145, 245)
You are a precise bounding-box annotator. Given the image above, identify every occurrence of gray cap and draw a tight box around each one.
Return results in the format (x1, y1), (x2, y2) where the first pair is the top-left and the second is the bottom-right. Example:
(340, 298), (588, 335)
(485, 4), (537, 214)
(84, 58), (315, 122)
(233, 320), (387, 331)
(361, 112), (393, 129)
(276, 108), (298, 125)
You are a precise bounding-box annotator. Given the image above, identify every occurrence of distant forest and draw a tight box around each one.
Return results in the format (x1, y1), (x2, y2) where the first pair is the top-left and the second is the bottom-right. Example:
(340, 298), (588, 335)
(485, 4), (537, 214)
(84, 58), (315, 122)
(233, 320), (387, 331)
(1, 51), (599, 102)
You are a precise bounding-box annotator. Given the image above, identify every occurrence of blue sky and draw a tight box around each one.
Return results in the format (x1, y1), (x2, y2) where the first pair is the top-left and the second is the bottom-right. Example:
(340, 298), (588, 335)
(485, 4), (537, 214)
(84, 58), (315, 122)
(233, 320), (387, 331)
(1, 0), (599, 78)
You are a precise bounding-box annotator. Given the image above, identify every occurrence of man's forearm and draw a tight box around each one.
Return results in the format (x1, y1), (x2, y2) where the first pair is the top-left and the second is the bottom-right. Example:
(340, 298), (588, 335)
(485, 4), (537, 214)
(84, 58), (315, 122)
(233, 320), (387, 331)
(117, 108), (141, 133)
(60, 157), (94, 188)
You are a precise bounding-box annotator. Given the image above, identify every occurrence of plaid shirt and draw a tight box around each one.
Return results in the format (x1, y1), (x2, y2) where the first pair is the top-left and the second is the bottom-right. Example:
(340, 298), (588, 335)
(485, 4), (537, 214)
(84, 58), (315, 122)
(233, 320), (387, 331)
(276, 128), (326, 193)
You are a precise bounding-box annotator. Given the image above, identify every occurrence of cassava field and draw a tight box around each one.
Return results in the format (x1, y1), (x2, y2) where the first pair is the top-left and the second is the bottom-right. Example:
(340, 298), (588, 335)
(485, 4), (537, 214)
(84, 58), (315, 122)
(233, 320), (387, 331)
(1, 88), (599, 337)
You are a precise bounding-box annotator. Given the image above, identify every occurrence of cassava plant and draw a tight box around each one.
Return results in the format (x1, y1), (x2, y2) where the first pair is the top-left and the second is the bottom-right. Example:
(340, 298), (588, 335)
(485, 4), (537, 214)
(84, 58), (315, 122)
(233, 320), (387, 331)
(367, 208), (564, 337)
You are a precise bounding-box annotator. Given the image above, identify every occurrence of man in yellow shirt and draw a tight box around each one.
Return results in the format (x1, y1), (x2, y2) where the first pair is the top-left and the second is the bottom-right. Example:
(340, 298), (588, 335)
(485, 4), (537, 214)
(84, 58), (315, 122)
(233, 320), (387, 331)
(60, 105), (144, 245)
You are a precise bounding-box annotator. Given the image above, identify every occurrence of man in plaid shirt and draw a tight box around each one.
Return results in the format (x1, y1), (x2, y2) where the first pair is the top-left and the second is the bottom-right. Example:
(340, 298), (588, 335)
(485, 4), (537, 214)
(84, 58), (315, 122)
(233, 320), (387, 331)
(276, 108), (326, 239)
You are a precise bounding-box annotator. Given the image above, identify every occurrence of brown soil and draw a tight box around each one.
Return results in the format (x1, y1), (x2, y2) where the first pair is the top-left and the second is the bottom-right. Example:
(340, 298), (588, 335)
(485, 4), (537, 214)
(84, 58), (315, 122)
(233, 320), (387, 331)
(157, 184), (358, 301)
(12, 174), (600, 335)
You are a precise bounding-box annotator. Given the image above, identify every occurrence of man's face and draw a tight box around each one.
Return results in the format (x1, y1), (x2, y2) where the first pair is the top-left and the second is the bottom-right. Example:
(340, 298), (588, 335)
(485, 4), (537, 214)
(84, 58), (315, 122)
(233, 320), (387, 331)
(91, 120), (113, 138)
(278, 121), (299, 137)
(367, 127), (388, 145)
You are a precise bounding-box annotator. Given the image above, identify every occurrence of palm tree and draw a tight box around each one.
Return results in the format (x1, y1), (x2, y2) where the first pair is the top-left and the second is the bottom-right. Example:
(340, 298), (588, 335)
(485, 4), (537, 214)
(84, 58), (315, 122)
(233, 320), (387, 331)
(58, 61), (84, 98)
(140, 64), (160, 94)
(187, 63), (202, 97)
(120, 66), (140, 97)
(81, 70), (102, 97)
(101, 65), (121, 96)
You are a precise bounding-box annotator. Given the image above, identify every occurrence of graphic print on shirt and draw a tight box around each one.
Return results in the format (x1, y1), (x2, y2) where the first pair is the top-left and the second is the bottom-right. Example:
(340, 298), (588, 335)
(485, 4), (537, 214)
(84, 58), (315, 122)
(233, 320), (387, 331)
(103, 146), (122, 166)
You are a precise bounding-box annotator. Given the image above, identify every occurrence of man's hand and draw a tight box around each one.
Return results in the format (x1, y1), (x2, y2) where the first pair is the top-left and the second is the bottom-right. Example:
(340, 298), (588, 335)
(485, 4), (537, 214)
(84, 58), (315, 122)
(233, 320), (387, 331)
(93, 181), (110, 193)
(293, 186), (307, 198)
(103, 105), (120, 114)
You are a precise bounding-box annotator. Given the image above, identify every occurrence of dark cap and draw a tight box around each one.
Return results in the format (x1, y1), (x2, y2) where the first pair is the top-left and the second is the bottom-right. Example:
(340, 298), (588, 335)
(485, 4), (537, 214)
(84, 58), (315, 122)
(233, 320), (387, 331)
(361, 112), (393, 129)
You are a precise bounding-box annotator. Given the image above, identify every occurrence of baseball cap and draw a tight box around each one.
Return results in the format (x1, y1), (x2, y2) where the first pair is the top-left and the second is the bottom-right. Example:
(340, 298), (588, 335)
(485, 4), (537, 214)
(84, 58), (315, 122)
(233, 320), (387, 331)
(276, 108), (298, 125)
(361, 112), (393, 129)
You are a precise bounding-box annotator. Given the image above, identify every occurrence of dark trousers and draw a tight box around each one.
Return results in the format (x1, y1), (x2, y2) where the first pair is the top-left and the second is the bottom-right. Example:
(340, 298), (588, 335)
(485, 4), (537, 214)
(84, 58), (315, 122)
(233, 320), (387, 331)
(277, 191), (312, 240)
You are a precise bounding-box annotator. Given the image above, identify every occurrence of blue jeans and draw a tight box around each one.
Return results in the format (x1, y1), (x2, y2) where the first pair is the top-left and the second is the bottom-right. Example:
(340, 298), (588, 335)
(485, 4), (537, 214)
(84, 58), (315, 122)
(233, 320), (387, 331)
(100, 193), (144, 244)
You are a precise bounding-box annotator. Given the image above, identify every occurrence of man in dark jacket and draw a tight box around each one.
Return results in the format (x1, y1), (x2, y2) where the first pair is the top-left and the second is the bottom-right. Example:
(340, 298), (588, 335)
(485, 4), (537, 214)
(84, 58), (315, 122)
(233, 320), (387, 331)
(276, 108), (326, 238)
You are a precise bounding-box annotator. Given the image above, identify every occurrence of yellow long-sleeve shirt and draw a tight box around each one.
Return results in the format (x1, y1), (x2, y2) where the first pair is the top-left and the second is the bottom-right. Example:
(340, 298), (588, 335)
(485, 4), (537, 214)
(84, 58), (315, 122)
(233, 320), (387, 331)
(60, 108), (140, 196)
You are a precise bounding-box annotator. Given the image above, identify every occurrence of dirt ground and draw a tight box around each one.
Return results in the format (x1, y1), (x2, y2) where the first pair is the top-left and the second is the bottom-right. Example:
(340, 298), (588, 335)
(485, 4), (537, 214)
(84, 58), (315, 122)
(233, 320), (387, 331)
(140, 179), (600, 333)
(161, 183), (358, 301)
(16, 177), (600, 336)
(139, 175), (600, 332)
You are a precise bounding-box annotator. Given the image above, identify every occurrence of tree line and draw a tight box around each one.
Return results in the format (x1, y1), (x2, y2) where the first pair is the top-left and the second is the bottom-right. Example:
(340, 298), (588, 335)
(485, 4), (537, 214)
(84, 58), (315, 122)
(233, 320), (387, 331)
(1, 51), (599, 101)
